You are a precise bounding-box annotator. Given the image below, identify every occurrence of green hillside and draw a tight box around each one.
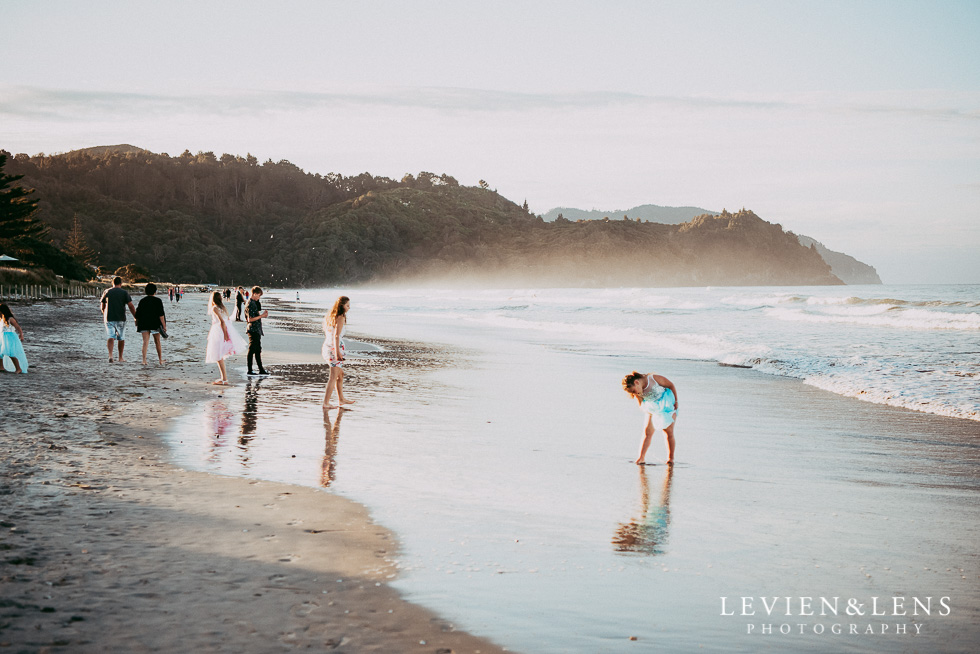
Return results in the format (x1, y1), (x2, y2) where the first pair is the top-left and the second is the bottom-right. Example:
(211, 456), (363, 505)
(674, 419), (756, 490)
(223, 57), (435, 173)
(3, 147), (842, 287)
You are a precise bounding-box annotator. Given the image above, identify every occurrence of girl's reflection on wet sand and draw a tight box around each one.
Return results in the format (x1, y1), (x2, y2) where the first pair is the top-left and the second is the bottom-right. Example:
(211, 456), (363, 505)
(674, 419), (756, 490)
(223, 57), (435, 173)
(321, 407), (345, 487)
(611, 465), (674, 555)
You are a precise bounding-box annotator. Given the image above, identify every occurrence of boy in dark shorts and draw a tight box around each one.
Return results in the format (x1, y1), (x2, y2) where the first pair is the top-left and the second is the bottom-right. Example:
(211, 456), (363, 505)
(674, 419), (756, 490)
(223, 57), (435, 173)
(245, 286), (269, 375)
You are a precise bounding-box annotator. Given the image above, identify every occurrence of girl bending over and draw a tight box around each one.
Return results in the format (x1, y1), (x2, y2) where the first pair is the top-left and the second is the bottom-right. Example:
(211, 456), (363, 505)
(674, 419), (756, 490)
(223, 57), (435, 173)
(623, 370), (678, 465)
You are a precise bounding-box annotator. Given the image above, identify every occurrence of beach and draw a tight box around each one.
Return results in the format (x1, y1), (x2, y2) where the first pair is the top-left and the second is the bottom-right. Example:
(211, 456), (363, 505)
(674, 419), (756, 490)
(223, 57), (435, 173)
(2, 287), (978, 654)
(0, 292), (507, 653)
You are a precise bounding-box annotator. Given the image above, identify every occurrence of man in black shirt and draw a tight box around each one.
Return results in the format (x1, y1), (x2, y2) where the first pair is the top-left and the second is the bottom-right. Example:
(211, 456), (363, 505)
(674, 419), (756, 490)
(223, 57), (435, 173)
(245, 286), (269, 375)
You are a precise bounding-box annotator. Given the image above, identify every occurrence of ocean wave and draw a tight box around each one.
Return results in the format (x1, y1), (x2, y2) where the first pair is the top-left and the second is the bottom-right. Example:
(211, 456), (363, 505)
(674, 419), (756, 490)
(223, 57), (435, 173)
(335, 285), (980, 423)
(804, 375), (980, 423)
(805, 295), (980, 309)
(715, 354), (980, 422)
(766, 307), (980, 330)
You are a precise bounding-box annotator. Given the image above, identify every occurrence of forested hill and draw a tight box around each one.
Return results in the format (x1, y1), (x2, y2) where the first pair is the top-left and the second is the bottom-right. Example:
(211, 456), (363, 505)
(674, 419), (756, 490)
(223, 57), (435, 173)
(5, 147), (842, 287)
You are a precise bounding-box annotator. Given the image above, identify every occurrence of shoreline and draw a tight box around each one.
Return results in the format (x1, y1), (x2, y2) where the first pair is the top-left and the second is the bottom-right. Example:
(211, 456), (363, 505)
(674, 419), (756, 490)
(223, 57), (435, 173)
(245, 291), (979, 653)
(4, 289), (977, 653)
(0, 293), (509, 653)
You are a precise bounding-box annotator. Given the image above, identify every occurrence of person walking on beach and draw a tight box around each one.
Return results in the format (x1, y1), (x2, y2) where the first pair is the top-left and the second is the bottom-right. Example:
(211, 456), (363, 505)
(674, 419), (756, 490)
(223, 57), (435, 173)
(245, 286), (269, 376)
(235, 286), (245, 321)
(136, 283), (167, 366)
(169, 286), (174, 302)
(0, 303), (28, 373)
(623, 370), (679, 465)
(100, 276), (137, 363)
(322, 295), (354, 409)
(205, 291), (247, 385)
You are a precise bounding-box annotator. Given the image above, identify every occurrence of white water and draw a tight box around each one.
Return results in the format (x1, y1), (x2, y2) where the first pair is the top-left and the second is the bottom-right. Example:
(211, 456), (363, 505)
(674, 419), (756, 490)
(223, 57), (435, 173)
(301, 284), (980, 422)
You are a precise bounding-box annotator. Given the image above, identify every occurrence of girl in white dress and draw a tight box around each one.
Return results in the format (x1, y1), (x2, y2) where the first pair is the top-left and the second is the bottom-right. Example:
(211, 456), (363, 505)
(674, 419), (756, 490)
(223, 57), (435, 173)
(322, 295), (354, 408)
(0, 303), (27, 373)
(205, 292), (246, 385)
(623, 370), (679, 465)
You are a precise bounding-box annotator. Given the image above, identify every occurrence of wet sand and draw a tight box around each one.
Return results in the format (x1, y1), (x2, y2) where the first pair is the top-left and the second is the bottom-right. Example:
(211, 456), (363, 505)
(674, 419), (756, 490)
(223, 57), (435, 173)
(167, 294), (978, 654)
(7, 290), (977, 653)
(0, 294), (508, 653)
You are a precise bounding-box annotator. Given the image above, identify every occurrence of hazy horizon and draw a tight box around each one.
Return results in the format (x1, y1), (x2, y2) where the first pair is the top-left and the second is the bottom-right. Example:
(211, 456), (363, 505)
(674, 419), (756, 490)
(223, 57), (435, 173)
(2, 1), (978, 284)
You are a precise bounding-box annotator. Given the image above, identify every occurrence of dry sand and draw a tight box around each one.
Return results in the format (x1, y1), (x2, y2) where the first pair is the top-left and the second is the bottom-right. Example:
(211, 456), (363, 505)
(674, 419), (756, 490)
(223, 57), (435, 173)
(0, 293), (508, 653)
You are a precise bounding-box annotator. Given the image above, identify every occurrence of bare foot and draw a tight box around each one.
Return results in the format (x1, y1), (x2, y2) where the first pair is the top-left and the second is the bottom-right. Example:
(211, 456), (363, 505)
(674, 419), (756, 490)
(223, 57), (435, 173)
(322, 403), (339, 409)
(108, 357), (114, 363)
(339, 399), (356, 405)
(634, 457), (645, 465)
(666, 460), (674, 466)
(158, 359), (166, 365)
(213, 379), (229, 386)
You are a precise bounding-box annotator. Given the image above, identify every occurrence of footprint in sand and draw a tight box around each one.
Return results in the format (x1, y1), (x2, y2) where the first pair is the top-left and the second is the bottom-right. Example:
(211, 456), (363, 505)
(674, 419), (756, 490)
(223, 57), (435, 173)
(288, 601), (320, 617)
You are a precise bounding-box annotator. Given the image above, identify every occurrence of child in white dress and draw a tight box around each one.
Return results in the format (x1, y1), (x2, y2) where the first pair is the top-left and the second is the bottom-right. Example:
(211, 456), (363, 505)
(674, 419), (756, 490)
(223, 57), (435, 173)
(322, 295), (354, 408)
(623, 370), (679, 465)
(205, 292), (246, 385)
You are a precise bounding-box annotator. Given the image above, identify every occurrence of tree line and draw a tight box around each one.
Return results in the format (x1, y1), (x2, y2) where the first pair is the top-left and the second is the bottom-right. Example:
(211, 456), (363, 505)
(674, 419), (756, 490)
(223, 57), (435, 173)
(3, 146), (842, 287)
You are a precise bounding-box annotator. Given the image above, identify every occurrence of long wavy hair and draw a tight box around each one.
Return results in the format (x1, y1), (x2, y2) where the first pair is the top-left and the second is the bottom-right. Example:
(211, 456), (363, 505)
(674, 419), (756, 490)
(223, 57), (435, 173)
(325, 295), (350, 327)
(209, 291), (228, 317)
(623, 371), (646, 405)
(0, 303), (12, 325)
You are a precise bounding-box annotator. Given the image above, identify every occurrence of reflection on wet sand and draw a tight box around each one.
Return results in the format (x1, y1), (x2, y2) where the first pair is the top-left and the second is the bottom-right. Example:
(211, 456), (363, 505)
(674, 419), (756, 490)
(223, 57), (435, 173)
(612, 465), (674, 555)
(240, 378), (262, 444)
(202, 398), (234, 464)
(320, 407), (345, 487)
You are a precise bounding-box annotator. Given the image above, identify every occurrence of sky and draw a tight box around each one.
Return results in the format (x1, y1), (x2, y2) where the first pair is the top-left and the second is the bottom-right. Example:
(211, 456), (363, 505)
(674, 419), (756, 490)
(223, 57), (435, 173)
(2, 0), (978, 284)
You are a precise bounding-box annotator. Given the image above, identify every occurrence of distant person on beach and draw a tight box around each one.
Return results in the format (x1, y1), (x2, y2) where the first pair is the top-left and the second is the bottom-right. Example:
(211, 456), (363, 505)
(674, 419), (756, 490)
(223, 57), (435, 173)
(235, 287), (245, 321)
(136, 283), (167, 366)
(205, 291), (246, 385)
(245, 286), (269, 376)
(322, 295), (354, 409)
(169, 286), (174, 302)
(623, 371), (679, 465)
(175, 285), (181, 303)
(0, 303), (28, 373)
(100, 277), (137, 363)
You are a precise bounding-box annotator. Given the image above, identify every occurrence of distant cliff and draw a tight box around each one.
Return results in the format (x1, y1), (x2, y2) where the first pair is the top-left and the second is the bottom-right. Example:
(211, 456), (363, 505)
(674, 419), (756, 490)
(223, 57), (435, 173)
(546, 203), (880, 285)
(797, 235), (882, 284)
(7, 147), (842, 287)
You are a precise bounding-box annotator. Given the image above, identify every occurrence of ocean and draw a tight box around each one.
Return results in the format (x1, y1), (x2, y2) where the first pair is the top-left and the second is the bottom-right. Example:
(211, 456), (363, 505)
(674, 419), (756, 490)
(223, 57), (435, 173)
(337, 284), (980, 422)
(165, 284), (980, 653)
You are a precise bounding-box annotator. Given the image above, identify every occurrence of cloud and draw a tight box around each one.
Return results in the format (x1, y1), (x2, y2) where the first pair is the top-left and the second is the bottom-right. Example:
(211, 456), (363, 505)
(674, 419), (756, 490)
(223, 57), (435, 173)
(3, 85), (978, 124)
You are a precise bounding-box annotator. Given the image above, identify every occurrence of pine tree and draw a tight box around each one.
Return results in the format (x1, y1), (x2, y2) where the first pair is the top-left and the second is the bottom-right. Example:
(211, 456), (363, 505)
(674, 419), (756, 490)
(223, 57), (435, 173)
(63, 214), (96, 265)
(0, 153), (47, 240)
